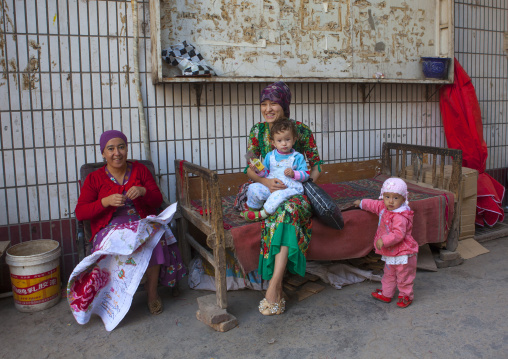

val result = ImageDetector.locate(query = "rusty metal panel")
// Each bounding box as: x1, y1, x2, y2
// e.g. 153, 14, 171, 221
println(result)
157, 0, 453, 82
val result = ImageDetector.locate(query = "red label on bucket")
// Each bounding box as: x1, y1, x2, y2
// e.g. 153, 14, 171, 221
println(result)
12, 278, 58, 296
11, 267, 58, 280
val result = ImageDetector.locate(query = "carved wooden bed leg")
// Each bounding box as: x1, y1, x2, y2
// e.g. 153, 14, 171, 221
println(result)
446, 218, 460, 252
214, 242, 228, 309
196, 235, 237, 332
446, 178, 462, 252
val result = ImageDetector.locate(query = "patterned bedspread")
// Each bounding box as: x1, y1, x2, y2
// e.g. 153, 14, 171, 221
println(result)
191, 175, 454, 273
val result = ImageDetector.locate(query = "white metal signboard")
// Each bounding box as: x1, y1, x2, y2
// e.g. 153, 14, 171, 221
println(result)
150, 0, 453, 83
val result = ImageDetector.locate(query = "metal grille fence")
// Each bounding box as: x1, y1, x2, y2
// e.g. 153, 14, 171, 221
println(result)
0, 0, 506, 287
455, 0, 508, 182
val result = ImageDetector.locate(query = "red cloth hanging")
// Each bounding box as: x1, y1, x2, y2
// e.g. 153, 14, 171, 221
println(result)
439, 58, 505, 227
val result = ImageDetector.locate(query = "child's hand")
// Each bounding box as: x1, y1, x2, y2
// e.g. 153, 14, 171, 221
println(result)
353, 200, 361, 207
375, 238, 384, 250
249, 163, 259, 173
284, 168, 294, 178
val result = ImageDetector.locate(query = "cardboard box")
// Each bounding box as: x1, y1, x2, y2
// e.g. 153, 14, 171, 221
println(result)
404, 165, 478, 197
404, 165, 478, 240
461, 198, 477, 216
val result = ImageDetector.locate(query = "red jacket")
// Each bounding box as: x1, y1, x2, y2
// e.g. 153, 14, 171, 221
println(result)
360, 199, 418, 257
75, 161, 163, 241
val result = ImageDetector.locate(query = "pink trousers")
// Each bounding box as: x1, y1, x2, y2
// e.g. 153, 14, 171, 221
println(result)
381, 255, 417, 300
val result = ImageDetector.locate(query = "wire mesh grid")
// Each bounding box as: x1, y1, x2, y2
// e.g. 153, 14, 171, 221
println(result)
0, 0, 506, 283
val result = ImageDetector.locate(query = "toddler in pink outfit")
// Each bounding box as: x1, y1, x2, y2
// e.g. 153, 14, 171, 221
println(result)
353, 177, 418, 308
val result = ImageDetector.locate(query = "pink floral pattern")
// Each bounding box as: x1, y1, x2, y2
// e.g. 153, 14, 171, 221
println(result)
68, 262, 110, 312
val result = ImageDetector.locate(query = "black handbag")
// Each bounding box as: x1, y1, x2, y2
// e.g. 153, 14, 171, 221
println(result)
303, 179, 344, 230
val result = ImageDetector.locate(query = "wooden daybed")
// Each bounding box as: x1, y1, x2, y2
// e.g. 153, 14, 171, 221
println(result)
175, 143, 463, 312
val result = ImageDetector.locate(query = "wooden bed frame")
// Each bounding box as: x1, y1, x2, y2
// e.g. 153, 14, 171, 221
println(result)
175, 142, 463, 311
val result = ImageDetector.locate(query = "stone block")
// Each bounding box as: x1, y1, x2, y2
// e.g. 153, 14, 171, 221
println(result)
439, 249, 461, 261
196, 294, 230, 324
196, 310, 238, 332
434, 256, 464, 268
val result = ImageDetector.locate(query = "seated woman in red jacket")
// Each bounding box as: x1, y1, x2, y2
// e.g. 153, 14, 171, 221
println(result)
75, 130, 185, 315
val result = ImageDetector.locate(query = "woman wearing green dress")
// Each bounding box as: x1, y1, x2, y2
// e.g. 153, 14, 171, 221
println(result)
243, 81, 323, 315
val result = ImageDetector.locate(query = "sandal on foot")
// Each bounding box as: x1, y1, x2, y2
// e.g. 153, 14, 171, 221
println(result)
371, 289, 392, 303
397, 296, 412, 308
148, 296, 163, 315
259, 297, 286, 316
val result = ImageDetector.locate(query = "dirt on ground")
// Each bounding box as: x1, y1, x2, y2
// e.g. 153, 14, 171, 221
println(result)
1, 238, 507, 359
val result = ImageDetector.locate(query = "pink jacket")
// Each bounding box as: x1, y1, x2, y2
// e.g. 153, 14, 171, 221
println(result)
360, 199, 418, 257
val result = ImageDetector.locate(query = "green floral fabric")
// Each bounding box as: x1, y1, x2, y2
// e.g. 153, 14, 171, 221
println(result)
258, 195, 313, 280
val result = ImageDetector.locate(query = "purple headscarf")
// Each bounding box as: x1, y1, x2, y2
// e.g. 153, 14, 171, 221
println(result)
100, 130, 128, 153
260, 81, 292, 118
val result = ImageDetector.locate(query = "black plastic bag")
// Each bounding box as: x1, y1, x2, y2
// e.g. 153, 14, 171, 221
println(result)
303, 179, 344, 230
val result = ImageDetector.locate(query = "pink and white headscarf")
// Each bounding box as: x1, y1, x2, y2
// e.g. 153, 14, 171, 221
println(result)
379, 177, 409, 205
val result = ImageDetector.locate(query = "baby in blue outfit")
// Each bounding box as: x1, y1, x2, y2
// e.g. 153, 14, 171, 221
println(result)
241, 119, 309, 221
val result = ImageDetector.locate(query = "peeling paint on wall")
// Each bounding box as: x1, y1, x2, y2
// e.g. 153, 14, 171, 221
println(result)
22, 56, 40, 90
160, 0, 445, 80
122, 65, 132, 85
8, 58, 16, 88
0, 0, 15, 86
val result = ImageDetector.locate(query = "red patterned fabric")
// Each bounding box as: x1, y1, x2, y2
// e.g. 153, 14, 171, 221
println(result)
68, 256, 110, 312
200, 175, 454, 273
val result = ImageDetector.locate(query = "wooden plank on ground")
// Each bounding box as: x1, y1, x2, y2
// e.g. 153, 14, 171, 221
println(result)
301, 282, 325, 294
286, 274, 309, 287
304, 273, 320, 282
296, 289, 315, 302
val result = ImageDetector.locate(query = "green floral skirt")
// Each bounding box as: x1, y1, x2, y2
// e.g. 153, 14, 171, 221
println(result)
258, 195, 313, 280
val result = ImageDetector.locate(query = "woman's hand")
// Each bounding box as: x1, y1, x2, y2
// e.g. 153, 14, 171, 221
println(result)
247, 167, 286, 192
375, 238, 384, 250
284, 168, 294, 178
263, 178, 287, 193
101, 194, 126, 208
353, 200, 361, 207
125, 186, 146, 200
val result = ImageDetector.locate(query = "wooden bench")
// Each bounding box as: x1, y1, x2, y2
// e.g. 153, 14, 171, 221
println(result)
175, 142, 463, 319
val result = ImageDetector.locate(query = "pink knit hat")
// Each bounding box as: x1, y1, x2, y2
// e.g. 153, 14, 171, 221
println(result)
379, 177, 409, 205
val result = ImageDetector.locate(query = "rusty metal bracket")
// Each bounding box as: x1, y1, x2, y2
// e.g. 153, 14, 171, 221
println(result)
359, 83, 376, 102
194, 83, 204, 108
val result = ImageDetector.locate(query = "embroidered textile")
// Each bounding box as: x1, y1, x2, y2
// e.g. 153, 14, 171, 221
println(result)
67, 204, 178, 331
